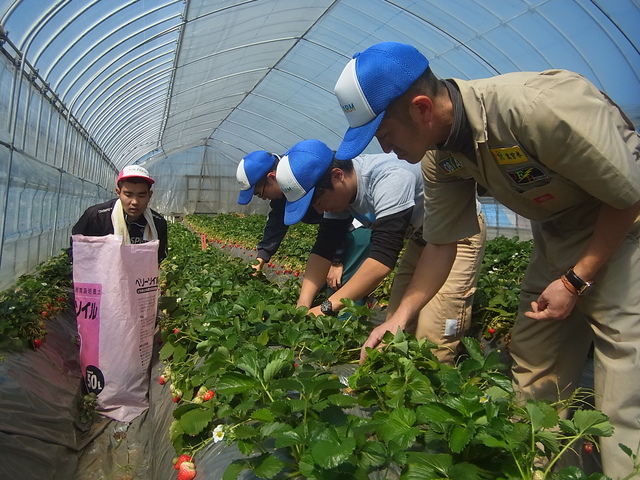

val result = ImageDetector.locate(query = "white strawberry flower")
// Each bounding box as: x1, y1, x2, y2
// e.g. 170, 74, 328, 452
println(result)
212, 424, 225, 443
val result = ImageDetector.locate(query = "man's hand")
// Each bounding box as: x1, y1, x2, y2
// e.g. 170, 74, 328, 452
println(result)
326, 264, 344, 290
307, 305, 322, 316
359, 318, 405, 365
251, 258, 266, 275
524, 278, 578, 322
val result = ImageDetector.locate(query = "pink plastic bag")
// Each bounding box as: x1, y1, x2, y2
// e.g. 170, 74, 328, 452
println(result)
72, 234, 159, 423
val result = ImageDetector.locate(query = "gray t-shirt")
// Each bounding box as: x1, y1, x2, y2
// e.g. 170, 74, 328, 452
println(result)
327, 153, 424, 235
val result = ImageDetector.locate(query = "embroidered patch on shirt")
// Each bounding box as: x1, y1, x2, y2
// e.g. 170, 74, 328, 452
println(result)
491, 146, 528, 165
507, 166, 549, 185
437, 156, 463, 175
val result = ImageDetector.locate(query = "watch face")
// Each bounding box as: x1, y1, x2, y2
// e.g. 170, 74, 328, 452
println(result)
321, 300, 332, 314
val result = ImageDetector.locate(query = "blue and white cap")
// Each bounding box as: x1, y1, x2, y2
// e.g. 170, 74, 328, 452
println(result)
236, 150, 278, 205
276, 139, 333, 225
334, 42, 430, 160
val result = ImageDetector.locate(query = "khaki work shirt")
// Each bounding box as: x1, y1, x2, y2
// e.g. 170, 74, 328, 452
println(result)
422, 69, 640, 245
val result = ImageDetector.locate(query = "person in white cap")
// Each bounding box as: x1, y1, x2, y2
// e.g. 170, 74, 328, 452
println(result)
333, 41, 640, 477
236, 150, 370, 290
277, 139, 485, 365
72, 165, 168, 263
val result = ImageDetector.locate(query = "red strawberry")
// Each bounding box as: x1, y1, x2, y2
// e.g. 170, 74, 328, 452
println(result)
202, 390, 214, 401
583, 441, 594, 454
159, 375, 166, 385
172, 395, 181, 403
173, 454, 192, 470
177, 461, 196, 480
173, 328, 180, 334
275, 270, 280, 274
488, 328, 496, 335
41, 311, 49, 317
33, 338, 43, 348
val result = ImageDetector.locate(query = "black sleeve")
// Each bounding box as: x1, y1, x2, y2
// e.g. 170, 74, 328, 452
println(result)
256, 198, 289, 262
369, 207, 414, 269
310, 216, 353, 261
153, 213, 169, 263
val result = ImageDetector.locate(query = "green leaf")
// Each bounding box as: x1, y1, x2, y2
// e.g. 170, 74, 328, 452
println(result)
178, 407, 214, 435
526, 401, 558, 430
251, 408, 275, 423
311, 437, 356, 469
263, 349, 293, 383
449, 423, 476, 453
159, 341, 175, 360
462, 337, 484, 362
223, 459, 249, 480
326, 393, 358, 407
571, 409, 614, 437
251, 453, 286, 479
217, 372, 259, 394
234, 424, 259, 440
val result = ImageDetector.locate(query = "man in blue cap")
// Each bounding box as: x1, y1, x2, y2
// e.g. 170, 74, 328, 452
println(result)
236, 150, 370, 289
333, 41, 640, 477
277, 139, 485, 365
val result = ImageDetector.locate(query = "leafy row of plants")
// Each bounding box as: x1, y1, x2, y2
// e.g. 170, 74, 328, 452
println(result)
159, 222, 633, 480
183, 213, 533, 339
0, 251, 72, 350
184, 213, 318, 274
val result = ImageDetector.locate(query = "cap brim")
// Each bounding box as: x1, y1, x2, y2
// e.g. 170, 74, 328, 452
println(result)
237, 186, 255, 205
119, 175, 155, 184
335, 112, 384, 160
283, 188, 315, 225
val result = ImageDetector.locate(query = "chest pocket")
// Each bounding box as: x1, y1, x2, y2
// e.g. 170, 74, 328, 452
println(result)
487, 145, 592, 218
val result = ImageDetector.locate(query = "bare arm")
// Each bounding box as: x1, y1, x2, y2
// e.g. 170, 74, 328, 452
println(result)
359, 242, 457, 363
526, 200, 640, 321
324, 258, 391, 310
297, 254, 331, 308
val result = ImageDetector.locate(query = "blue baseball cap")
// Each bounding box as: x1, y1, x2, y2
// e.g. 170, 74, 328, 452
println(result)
236, 150, 278, 205
334, 42, 430, 160
276, 139, 333, 225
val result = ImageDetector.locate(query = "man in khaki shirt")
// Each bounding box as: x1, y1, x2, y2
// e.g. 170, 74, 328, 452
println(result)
333, 41, 640, 477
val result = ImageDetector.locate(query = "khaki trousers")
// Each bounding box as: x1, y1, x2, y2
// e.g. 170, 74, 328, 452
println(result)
510, 208, 640, 478
387, 214, 487, 365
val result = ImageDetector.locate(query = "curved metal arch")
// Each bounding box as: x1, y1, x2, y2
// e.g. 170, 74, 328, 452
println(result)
31, 0, 106, 66
82, 58, 173, 132
1, 0, 69, 51
90, 77, 170, 148
107, 103, 167, 164
91, 77, 170, 148
73, 41, 176, 118
112, 127, 163, 164
385, 0, 501, 75
49, 8, 181, 93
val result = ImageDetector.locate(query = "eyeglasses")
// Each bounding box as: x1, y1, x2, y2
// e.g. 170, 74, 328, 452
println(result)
254, 178, 267, 198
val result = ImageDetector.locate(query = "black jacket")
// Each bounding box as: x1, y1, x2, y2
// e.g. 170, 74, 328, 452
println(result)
257, 197, 351, 263
71, 199, 168, 263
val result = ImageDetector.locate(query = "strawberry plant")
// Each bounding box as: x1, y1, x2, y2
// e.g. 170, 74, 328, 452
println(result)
472, 235, 533, 344
0, 251, 72, 350
159, 223, 635, 479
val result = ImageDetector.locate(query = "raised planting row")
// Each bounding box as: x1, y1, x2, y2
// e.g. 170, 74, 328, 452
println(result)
158, 222, 612, 480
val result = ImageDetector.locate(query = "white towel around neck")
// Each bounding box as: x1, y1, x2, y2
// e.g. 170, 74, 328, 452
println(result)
111, 198, 159, 244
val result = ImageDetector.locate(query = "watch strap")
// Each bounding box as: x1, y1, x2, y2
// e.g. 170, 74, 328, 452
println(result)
564, 268, 593, 296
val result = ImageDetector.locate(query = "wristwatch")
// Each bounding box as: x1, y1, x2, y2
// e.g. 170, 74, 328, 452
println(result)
564, 267, 594, 296
320, 299, 335, 316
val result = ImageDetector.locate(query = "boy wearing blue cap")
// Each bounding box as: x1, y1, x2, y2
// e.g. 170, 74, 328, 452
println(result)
236, 150, 369, 288
277, 139, 485, 365
333, 41, 640, 477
